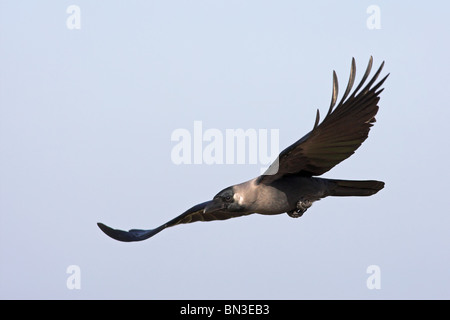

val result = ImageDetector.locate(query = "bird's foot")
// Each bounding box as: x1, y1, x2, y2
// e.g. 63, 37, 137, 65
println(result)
287, 210, 304, 218
286, 200, 312, 218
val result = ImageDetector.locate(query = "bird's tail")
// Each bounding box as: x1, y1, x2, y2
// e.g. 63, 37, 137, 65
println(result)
327, 179, 385, 197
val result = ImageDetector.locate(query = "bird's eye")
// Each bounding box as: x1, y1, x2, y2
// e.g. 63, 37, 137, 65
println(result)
224, 195, 232, 202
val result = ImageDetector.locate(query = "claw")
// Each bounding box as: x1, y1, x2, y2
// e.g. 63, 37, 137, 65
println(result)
287, 210, 304, 218
297, 200, 312, 212
286, 200, 313, 218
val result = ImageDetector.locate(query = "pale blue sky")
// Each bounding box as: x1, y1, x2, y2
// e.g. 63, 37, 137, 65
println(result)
1, 1, 449, 299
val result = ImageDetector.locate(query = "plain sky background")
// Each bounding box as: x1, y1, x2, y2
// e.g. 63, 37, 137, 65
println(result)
1, 1, 449, 299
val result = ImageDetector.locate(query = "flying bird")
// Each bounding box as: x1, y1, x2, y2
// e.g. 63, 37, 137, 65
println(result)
98, 57, 388, 242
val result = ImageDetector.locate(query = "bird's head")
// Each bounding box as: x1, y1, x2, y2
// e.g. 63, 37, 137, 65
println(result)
204, 186, 246, 214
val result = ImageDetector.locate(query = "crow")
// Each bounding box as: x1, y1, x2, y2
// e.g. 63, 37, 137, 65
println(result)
98, 57, 388, 242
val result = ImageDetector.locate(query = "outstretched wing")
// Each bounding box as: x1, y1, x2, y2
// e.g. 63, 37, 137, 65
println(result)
258, 57, 389, 185
97, 201, 252, 242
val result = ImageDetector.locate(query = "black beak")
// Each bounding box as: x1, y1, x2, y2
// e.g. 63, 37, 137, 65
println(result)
204, 199, 225, 214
